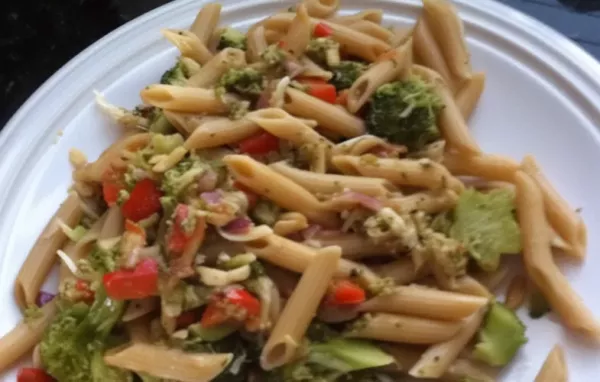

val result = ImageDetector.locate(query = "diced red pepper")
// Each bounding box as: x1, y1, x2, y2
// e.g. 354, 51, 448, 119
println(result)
75, 280, 95, 303
238, 132, 280, 156
278, 40, 287, 48
336, 89, 350, 106
326, 280, 366, 305
167, 204, 192, 254
102, 182, 121, 207
314, 22, 333, 38
233, 181, 259, 209
121, 179, 163, 222
201, 287, 261, 328
103, 258, 159, 300
125, 220, 146, 239
176, 310, 199, 329
17, 368, 55, 382
298, 78, 337, 104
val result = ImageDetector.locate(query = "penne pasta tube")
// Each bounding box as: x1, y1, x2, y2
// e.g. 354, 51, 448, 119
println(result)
186, 48, 247, 88
422, 0, 472, 82
332, 155, 464, 193
360, 285, 489, 321
311, 232, 397, 259
224, 155, 339, 227
59, 240, 91, 282
280, 4, 312, 57
245, 108, 334, 149
413, 17, 454, 89
521, 155, 586, 260
347, 313, 463, 345
246, 234, 316, 273
273, 212, 309, 237
515, 170, 600, 339
125, 316, 152, 343
444, 359, 497, 382
388, 189, 459, 214
284, 88, 366, 137
184, 118, 260, 150
302, 0, 340, 18
450, 276, 493, 298
456, 72, 486, 120
15, 192, 83, 310
247, 25, 269, 63
189, 3, 222, 44
535, 345, 567, 382
161, 29, 213, 65
347, 40, 413, 113
370, 257, 420, 285
389, 26, 413, 48
269, 160, 394, 196
412, 65, 481, 156
140, 85, 228, 114
347, 20, 394, 42
104, 343, 232, 382
261, 246, 341, 369
0, 299, 57, 373
329, 9, 383, 25
444, 152, 519, 183
409, 307, 487, 378
331, 134, 406, 157
505, 274, 527, 310
162, 111, 205, 136
299, 56, 333, 80
99, 204, 124, 240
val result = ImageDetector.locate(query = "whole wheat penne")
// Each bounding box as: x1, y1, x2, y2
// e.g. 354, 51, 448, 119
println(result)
184, 118, 261, 150
348, 313, 463, 345
0, 299, 57, 373
422, 0, 472, 82
140, 85, 227, 114
535, 345, 567, 382
521, 155, 586, 260
444, 152, 519, 183
329, 9, 383, 25
360, 285, 488, 321
104, 343, 232, 382
161, 29, 213, 65
347, 40, 413, 113
456, 72, 486, 120
187, 48, 247, 88
412, 65, 481, 156
224, 155, 339, 227
15, 193, 83, 310
302, 0, 340, 18
269, 160, 394, 196
280, 4, 312, 57
284, 88, 365, 137
189, 3, 222, 44
261, 246, 341, 369
515, 170, 600, 340
409, 307, 487, 378
332, 155, 464, 193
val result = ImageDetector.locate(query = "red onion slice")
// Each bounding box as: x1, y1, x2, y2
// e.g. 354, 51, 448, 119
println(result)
222, 217, 253, 235
36, 291, 56, 307
197, 169, 218, 193
200, 190, 222, 205
336, 191, 384, 212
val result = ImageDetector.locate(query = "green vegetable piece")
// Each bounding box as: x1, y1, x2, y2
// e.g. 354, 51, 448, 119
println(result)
365, 78, 442, 150
188, 323, 238, 342
161, 154, 208, 197
218, 28, 247, 51
330, 61, 367, 91
308, 339, 395, 373
87, 244, 120, 274
252, 200, 281, 226
472, 302, 527, 366
449, 189, 521, 272
528, 289, 551, 319
151, 133, 184, 155
147, 108, 175, 134
261, 44, 286, 68
221, 253, 257, 270
306, 38, 340, 67
160, 60, 188, 86
219, 68, 264, 99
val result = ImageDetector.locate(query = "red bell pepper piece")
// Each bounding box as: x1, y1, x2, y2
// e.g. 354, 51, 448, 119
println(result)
176, 310, 199, 329
233, 181, 259, 209
17, 368, 55, 382
75, 280, 95, 303
313, 22, 333, 38
326, 280, 366, 305
103, 258, 159, 300
121, 178, 163, 222
125, 220, 146, 239
297, 78, 337, 104
238, 132, 280, 156
167, 204, 192, 254
201, 287, 261, 328
102, 182, 121, 207
336, 89, 350, 106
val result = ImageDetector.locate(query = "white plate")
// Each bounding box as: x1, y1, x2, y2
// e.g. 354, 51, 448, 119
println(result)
2, 0, 600, 380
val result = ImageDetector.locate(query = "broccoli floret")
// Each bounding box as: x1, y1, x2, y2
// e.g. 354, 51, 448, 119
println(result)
217, 28, 247, 51
449, 189, 521, 272
161, 60, 188, 86
252, 200, 281, 226
261, 44, 286, 68
87, 244, 120, 274
161, 154, 208, 198
365, 78, 443, 150
219, 68, 264, 99
147, 108, 176, 134
330, 61, 367, 91
151, 133, 184, 155
472, 302, 527, 366
306, 38, 340, 67
91, 349, 133, 382
40, 289, 125, 382
528, 288, 551, 319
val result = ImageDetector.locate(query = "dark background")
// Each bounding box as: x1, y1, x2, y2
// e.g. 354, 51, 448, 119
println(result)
1, 0, 600, 128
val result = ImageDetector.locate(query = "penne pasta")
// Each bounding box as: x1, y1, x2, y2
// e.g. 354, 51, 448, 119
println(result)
371, 257, 420, 285
388, 189, 459, 214
347, 40, 413, 113
521, 155, 586, 260
298, 56, 334, 80
311, 232, 398, 259
359, 285, 489, 321
444, 152, 520, 183
104, 343, 232, 382
261, 246, 340, 369
515, 170, 600, 340
140, 85, 228, 114
247, 25, 269, 63
15, 193, 83, 310
184, 117, 261, 150
535, 345, 568, 382
389, 26, 413, 47
456, 72, 486, 120
246, 234, 316, 273
280, 4, 312, 57
331, 134, 406, 157
329, 9, 383, 25
302, 0, 340, 18
347, 20, 394, 42
450, 276, 494, 298
189, 3, 222, 44
161, 29, 213, 65
284, 88, 366, 137
348, 313, 463, 345
187, 48, 247, 88
224, 154, 339, 227
413, 16, 454, 90
273, 212, 309, 237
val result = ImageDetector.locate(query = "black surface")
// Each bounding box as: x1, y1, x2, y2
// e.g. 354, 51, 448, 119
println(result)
1, 0, 600, 129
